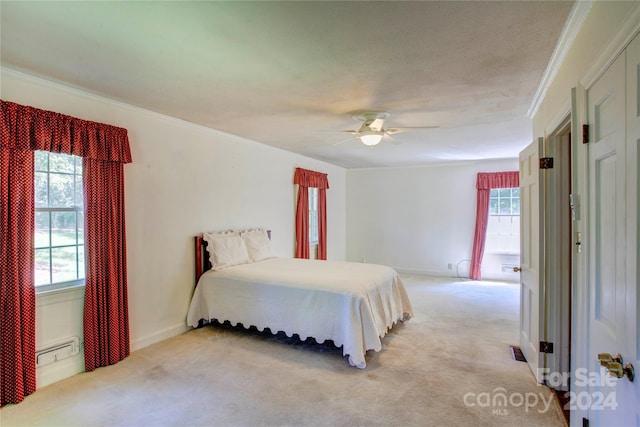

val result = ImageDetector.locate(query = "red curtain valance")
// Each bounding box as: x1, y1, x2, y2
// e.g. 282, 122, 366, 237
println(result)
294, 167, 329, 189
476, 171, 519, 190
0, 100, 132, 163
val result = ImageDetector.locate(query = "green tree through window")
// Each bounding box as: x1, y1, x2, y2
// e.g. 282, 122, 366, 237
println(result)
34, 151, 85, 290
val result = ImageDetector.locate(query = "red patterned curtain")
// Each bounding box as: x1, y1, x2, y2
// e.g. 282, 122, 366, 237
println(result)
317, 188, 327, 260
0, 147, 36, 406
0, 100, 132, 403
0, 101, 130, 161
295, 185, 310, 259
293, 168, 329, 260
83, 159, 130, 371
470, 171, 519, 280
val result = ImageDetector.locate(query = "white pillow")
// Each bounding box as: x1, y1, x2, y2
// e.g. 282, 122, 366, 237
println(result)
203, 230, 237, 239
203, 230, 236, 268
241, 229, 271, 262
203, 233, 250, 271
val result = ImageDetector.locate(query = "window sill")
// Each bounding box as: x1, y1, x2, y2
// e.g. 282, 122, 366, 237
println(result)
36, 283, 85, 297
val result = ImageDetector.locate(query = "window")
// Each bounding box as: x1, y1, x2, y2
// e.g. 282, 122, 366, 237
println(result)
308, 187, 318, 244
34, 151, 85, 291
485, 188, 520, 253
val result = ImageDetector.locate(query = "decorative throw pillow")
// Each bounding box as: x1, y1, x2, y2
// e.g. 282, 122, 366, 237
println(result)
241, 229, 271, 262
203, 232, 250, 270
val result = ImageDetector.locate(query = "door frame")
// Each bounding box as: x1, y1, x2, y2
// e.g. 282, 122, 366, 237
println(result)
569, 82, 591, 427
542, 117, 573, 391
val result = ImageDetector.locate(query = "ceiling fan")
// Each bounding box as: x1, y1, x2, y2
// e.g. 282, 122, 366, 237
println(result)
332, 111, 439, 146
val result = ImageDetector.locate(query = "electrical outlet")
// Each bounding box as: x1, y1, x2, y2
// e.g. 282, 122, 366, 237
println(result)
447, 263, 453, 270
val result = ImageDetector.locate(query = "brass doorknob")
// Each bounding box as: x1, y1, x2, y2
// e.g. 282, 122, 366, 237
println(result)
601, 361, 624, 377
598, 353, 635, 382
598, 353, 622, 364
513, 266, 522, 273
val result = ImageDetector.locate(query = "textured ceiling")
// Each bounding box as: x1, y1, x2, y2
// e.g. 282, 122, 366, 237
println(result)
0, 1, 574, 168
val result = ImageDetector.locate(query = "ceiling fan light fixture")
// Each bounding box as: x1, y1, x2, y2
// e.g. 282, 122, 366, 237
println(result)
359, 132, 384, 146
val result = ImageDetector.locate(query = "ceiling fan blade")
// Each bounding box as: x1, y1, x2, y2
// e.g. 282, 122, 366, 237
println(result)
332, 135, 357, 146
315, 129, 358, 134
383, 133, 402, 145
386, 125, 439, 134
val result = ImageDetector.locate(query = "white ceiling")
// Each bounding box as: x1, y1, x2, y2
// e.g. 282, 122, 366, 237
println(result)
0, 1, 574, 168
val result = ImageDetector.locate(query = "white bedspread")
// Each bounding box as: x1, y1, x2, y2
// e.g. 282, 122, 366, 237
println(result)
186, 257, 413, 368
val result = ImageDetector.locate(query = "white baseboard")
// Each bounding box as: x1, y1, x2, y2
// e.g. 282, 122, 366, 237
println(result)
34, 323, 190, 388
394, 267, 518, 283
394, 267, 461, 279
130, 323, 191, 352
36, 354, 84, 388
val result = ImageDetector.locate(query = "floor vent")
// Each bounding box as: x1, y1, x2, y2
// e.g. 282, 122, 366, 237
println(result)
510, 345, 527, 362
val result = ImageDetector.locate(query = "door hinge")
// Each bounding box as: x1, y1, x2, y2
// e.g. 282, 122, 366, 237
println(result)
539, 157, 554, 169
582, 124, 589, 144
540, 341, 554, 353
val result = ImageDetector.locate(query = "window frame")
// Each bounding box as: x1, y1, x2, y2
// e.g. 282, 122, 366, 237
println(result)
308, 187, 319, 245
485, 187, 520, 255
34, 151, 86, 293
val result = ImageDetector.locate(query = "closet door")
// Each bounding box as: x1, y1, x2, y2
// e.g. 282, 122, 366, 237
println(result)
518, 137, 544, 381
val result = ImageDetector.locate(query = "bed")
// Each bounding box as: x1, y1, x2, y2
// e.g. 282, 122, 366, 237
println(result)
186, 229, 413, 368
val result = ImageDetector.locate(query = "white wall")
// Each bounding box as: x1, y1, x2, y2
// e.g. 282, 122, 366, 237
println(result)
346, 158, 518, 280
1, 68, 346, 386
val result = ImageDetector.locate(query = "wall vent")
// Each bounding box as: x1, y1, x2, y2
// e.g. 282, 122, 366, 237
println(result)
36, 337, 80, 367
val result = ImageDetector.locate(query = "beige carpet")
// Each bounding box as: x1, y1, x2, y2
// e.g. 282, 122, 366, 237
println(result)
1, 275, 565, 427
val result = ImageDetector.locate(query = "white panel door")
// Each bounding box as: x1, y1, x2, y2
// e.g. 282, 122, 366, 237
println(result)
519, 137, 544, 381
586, 35, 639, 425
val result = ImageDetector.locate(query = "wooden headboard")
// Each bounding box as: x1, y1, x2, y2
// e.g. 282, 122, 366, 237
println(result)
194, 230, 271, 286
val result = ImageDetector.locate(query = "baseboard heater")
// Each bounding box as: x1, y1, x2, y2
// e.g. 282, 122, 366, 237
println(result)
36, 337, 80, 367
